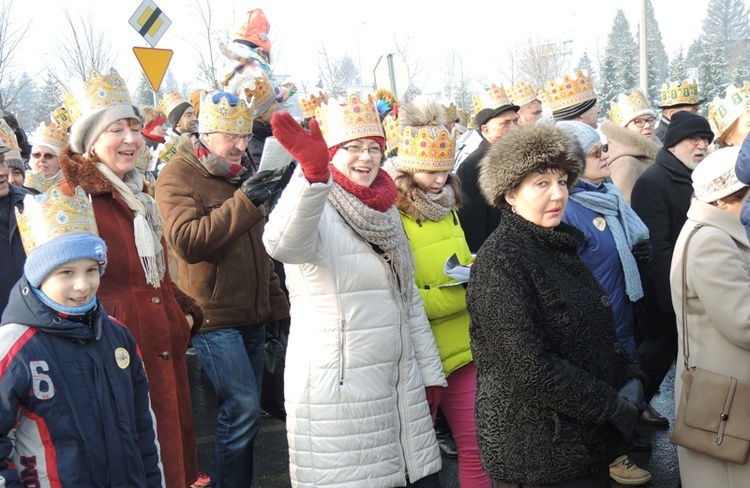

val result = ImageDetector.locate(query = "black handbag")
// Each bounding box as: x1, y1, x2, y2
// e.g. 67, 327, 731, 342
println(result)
261, 321, 288, 421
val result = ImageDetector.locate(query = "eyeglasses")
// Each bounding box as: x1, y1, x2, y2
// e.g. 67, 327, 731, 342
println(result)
686, 135, 711, 146
222, 133, 250, 143
31, 152, 57, 160
588, 144, 609, 159
630, 117, 656, 128
339, 144, 384, 158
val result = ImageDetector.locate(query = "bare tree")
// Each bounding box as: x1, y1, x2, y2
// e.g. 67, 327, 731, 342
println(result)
317, 45, 358, 98
0, 0, 31, 111
440, 50, 472, 113
54, 9, 116, 84
184, 0, 224, 90
393, 34, 424, 103
516, 35, 570, 90
496, 47, 518, 86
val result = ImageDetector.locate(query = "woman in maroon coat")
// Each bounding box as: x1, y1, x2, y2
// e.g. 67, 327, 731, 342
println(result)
59, 68, 203, 488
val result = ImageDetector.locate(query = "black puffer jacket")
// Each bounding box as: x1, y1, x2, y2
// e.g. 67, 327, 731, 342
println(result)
467, 210, 643, 485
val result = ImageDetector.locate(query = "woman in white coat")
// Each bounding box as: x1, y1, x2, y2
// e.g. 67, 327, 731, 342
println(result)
670, 146, 750, 488
263, 94, 447, 488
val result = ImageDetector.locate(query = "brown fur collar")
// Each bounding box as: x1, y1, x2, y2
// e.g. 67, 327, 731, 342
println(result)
600, 120, 660, 162
59, 145, 116, 196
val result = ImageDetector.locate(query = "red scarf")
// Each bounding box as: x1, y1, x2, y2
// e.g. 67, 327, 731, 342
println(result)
330, 165, 398, 212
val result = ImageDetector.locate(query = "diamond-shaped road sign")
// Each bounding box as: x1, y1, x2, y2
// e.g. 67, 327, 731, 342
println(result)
129, 0, 171, 48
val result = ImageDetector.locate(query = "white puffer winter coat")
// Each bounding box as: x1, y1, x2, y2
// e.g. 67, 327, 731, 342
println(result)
263, 169, 446, 487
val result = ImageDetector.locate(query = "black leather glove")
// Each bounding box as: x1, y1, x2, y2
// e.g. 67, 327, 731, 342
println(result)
631, 239, 651, 263
240, 165, 292, 208
608, 396, 639, 441
617, 378, 644, 409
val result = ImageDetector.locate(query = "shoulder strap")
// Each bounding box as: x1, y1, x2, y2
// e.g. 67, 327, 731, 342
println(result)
680, 224, 703, 370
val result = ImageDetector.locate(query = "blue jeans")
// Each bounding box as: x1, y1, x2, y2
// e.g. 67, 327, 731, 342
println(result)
192, 325, 266, 488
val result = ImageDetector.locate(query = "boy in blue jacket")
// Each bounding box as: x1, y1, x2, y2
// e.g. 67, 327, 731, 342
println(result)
0, 186, 163, 487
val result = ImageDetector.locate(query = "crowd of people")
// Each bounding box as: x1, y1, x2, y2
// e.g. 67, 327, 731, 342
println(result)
1, 6, 750, 488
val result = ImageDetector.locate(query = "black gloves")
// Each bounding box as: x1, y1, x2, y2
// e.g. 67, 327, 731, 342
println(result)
240, 164, 295, 209
608, 379, 644, 441
632, 239, 652, 263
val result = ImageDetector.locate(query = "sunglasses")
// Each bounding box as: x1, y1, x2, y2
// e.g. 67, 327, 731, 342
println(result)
31, 152, 57, 161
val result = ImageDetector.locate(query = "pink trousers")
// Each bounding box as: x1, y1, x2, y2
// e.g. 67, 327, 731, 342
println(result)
440, 362, 492, 488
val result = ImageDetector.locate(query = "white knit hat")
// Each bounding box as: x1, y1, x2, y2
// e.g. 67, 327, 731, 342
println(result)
691, 147, 747, 203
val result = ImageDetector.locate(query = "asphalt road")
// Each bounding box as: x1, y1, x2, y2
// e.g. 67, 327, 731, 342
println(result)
188, 349, 680, 487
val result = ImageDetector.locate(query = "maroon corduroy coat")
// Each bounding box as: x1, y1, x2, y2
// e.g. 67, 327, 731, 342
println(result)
60, 146, 202, 488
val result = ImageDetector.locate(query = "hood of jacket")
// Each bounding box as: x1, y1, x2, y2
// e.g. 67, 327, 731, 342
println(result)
600, 120, 660, 163
1, 276, 104, 341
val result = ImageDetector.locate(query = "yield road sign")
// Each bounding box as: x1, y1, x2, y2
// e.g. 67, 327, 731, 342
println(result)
133, 47, 173, 91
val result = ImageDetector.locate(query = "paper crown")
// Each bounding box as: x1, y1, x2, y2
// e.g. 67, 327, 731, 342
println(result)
51, 105, 75, 133
608, 89, 655, 126
32, 121, 69, 150
708, 84, 750, 137
545, 70, 597, 113
443, 102, 459, 123
659, 79, 705, 108
0, 119, 22, 163
315, 94, 384, 148
16, 185, 99, 256
199, 92, 253, 134
71, 68, 134, 116
239, 72, 275, 118
383, 111, 401, 154
472, 83, 513, 114
159, 89, 189, 117
158, 135, 180, 164
299, 92, 329, 119
23, 172, 56, 194
398, 126, 456, 172
508, 81, 539, 107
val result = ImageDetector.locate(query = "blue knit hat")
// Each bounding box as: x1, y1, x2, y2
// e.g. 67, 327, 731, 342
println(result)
556, 120, 601, 153
25, 233, 108, 287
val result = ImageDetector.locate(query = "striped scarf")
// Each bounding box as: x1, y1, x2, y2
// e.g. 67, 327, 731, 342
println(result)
192, 135, 250, 184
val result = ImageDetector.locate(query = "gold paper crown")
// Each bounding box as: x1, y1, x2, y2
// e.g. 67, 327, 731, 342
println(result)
607, 89, 655, 126
300, 92, 328, 119
659, 79, 704, 107
443, 103, 459, 123
239, 73, 275, 118
545, 70, 596, 113
472, 83, 513, 115
199, 92, 253, 135
135, 145, 152, 172
398, 126, 456, 172
507, 81, 539, 107
16, 185, 99, 255
382, 111, 400, 154
32, 121, 69, 150
708, 84, 750, 137
159, 89, 189, 117
315, 94, 384, 148
158, 135, 180, 164
72, 68, 133, 116
58, 89, 82, 128
23, 172, 56, 194
0, 119, 22, 163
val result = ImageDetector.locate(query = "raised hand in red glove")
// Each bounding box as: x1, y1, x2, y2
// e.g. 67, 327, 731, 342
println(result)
271, 112, 330, 183
425, 386, 444, 422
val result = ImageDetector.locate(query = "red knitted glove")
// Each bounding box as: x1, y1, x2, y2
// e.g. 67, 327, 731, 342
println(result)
425, 386, 444, 421
271, 112, 330, 183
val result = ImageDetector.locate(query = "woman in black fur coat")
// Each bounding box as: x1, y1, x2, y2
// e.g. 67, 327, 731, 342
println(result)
466, 123, 646, 488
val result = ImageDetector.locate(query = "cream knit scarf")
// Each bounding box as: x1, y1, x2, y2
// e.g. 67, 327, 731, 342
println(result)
95, 163, 166, 288
327, 181, 416, 306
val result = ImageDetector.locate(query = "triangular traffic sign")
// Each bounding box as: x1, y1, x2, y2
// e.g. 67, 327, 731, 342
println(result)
133, 47, 173, 92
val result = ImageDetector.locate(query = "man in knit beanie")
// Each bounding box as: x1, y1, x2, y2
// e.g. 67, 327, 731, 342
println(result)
159, 89, 198, 137
630, 111, 713, 427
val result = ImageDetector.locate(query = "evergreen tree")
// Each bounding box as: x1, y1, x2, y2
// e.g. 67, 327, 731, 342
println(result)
639, 0, 670, 107
6, 72, 37, 131
598, 10, 639, 113
669, 49, 688, 83
30, 73, 63, 130
134, 72, 158, 108
690, 0, 750, 102
577, 51, 594, 80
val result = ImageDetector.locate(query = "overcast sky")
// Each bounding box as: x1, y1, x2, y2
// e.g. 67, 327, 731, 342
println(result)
12, 0, 729, 96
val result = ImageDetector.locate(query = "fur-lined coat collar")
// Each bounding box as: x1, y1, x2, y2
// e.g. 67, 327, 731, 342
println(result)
58, 145, 119, 196
600, 120, 660, 163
